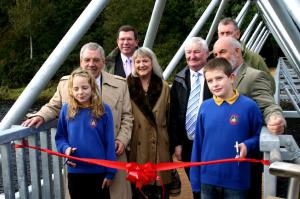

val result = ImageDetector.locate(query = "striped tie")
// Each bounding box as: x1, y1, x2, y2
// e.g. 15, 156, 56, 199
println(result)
185, 72, 201, 140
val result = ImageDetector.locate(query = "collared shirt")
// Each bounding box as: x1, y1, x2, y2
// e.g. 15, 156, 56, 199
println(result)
232, 63, 243, 76
121, 53, 132, 77
189, 68, 205, 107
95, 75, 101, 93
213, 89, 239, 106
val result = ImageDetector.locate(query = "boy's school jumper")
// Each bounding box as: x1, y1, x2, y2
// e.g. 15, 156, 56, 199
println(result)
190, 94, 262, 192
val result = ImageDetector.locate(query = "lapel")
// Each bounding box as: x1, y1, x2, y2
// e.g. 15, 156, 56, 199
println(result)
101, 71, 119, 91
234, 63, 247, 88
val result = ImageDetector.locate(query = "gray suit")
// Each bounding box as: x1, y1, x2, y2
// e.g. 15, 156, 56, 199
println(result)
235, 63, 283, 124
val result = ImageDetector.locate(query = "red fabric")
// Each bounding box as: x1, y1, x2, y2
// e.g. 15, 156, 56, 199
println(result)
15, 141, 269, 198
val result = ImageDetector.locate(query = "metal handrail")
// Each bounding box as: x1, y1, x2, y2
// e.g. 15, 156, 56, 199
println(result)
0, 120, 64, 199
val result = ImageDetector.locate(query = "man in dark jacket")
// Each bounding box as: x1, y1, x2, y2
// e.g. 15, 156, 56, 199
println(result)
105, 25, 138, 77
169, 37, 212, 165
169, 37, 212, 199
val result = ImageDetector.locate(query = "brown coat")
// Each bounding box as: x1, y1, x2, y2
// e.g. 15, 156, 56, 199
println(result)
31, 70, 133, 199
127, 75, 171, 185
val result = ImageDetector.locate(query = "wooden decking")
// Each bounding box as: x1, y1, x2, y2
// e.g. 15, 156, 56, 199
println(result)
170, 167, 193, 199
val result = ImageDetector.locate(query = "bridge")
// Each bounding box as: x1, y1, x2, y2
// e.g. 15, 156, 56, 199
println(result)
0, 0, 300, 198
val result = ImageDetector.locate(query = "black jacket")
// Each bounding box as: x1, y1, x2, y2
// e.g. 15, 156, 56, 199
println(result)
168, 67, 212, 160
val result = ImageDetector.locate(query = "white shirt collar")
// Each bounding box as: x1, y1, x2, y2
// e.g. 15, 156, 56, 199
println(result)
120, 53, 132, 63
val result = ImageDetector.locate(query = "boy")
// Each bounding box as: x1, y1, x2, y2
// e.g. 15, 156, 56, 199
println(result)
189, 58, 262, 199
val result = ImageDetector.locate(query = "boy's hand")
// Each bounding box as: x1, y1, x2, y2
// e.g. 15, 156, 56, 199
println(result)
238, 143, 247, 158
102, 178, 112, 189
64, 147, 77, 167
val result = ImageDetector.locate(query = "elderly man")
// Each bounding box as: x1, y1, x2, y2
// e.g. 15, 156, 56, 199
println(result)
214, 37, 286, 199
218, 17, 275, 93
105, 25, 139, 77
22, 42, 133, 199
169, 37, 212, 198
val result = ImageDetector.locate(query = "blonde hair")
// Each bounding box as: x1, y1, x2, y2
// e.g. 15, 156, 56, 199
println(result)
131, 47, 163, 78
67, 68, 104, 119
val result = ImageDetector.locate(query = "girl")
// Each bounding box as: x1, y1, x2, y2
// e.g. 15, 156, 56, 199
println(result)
55, 68, 116, 199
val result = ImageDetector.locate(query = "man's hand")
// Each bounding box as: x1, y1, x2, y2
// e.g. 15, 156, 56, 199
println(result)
174, 145, 182, 161
267, 114, 286, 135
115, 140, 125, 156
21, 116, 45, 128
102, 178, 112, 189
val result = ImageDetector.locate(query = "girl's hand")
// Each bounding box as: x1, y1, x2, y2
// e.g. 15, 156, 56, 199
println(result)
64, 147, 77, 167
101, 178, 112, 189
238, 143, 247, 158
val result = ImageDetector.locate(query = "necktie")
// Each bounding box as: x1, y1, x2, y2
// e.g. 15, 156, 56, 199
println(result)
185, 72, 201, 140
124, 58, 132, 77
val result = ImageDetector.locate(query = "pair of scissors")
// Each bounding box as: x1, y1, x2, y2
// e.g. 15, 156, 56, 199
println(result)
234, 141, 240, 166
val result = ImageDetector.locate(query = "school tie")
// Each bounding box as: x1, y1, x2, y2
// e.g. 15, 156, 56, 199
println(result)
124, 58, 132, 77
185, 72, 201, 140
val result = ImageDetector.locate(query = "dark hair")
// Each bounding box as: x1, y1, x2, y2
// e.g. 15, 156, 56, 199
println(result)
219, 17, 239, 30
203, 57, 232, 77
117, 25, 138, 40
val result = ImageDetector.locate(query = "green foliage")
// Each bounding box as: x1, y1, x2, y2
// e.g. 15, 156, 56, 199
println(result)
0, 0, 279, 90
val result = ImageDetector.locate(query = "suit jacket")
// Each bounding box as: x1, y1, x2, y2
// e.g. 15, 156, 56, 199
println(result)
169, 67, 212, 161
31, 70, 133, 199
235, 63, 283, 124
105, 47, 126, 78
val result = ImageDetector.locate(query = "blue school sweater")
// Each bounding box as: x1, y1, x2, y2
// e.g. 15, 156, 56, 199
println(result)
190, 94, 262, 191
55, 103, 117, 180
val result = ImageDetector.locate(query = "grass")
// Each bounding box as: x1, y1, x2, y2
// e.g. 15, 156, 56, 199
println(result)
0, 85, 56, 102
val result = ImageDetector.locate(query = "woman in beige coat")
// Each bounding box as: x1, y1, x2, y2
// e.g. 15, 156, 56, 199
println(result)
127, 47, 171, 199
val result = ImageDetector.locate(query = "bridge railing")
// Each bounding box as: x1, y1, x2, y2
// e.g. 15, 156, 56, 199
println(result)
0, 120, 65, 199
1, 121, 300, 199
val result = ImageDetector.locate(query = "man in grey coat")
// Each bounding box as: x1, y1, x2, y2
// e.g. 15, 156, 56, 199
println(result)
213, 37, 285, 133
22, 42, 133, 199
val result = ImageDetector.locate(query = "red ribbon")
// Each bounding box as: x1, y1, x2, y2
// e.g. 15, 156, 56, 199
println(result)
15, 141, 269, 198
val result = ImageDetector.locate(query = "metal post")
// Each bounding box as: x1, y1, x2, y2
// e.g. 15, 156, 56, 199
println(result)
143, 0, 167, 49
249, 26, 266, 51
163, 0, 219, 80
260, 127, 280, 198
240, 13, 259, 43
0, 0, 110, 131
255, 31, 269, 54
256, 0, 300, 76
288, 178, 300, 199
235, 0, 252, 28
245, 21, 263, 49
282, 0, 300, 30
205, 0, 229, 46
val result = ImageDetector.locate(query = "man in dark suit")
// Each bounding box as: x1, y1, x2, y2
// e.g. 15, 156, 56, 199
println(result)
105, 25, 139, 77
169, 37, 212, 198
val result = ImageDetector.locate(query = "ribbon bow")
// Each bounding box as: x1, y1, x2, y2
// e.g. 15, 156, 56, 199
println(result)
126, 162, 164, 198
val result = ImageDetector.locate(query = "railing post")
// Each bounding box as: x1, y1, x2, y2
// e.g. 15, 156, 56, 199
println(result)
15, 139, 30, 199
40, 130, 52, 199
260, 127, 280, 198
51, 128, 64, 199
0, 143, 15, 199
28, 135, 42, 199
